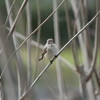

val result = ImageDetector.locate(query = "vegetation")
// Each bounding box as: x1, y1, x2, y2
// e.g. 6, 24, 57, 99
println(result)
0, 0, 100, 100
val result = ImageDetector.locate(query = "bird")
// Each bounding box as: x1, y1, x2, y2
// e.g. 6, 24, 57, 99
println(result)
38, 38, 58, 62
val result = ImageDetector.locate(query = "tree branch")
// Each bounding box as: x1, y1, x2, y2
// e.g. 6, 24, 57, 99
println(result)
64, 1, 81, 73
14, 31, 76, 72
0, 0, 28, 55
85, 0, 99, 82
18, 9, 100, 99
4, 0, 16, 27
0, 0, 67, 80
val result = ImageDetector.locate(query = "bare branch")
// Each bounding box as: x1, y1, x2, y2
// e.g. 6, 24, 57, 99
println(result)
4, 0, 16, 27
26, 0, 32, 87
7, 0, 28, 37
80, 0, 93, 61
14, 31, 43, 49
53, 0, 64, 99
85, 0, 99, 82
15, 31, 76, 72
64, 1, 80, 73
5, 0, 23, 98
0, 82, 3, 100
58, 56, 76, 72
0, 0, 67, 79
57, 9, 100, 57
94, 70, 100, 88
18, 9, 100, 99
34, 0, 41, 79
0, 0, 28, 55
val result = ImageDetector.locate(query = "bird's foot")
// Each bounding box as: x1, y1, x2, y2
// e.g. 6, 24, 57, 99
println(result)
49, 59, 53, 64
54, 54, 57, 58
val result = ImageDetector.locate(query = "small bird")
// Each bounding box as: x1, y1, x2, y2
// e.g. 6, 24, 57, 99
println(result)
38, 38, 58, 61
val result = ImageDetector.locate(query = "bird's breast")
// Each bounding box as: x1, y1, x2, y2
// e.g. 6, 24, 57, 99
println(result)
45, 45, 57, 59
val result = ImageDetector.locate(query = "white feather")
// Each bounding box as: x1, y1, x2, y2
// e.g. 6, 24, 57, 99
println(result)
44, 43, 58, 59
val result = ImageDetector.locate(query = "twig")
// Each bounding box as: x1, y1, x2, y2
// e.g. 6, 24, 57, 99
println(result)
34, 0, 41, 80
53, 0, 64, 99
7, 0, 28, 37
56, 9, 100, 58
5, 0, 22, 98
94, 70, 100, 88
15, 31, 76, 72
85, 0, 99, 82
58, 56, 76, 72
72, 1, 96, 99
0, 0, 67, 80
64, 2, 80, 73
26, 0, 32, 87
4, 0, 16, 27
4, 0, 14, 26
15, 31, 43, 49
70, 0, 88, 68
19, 9, 100, 99
0, 0, 28, 55
0, 82, 3, 100
80, 0, 92, 60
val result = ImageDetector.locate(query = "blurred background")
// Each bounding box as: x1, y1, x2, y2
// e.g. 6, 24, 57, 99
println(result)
0, 0, 100, 100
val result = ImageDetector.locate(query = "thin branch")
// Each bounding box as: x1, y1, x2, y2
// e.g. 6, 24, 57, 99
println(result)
53, 0, 64, 99
0, 82, 3, 100
85, 0, 99, 82
0, 0, 28, 55
5, 0, 14, 26
14, 31, 76, 72
80, 0, 92, 61
34, 0, 41, 79
5, 0, 22, 98
70, 0, 88, 71
14, 30, 75, 72
64, 2, 80, 72
79, 1, 96, 100
18, 62, 53, 100
67, 1, 92, 99
0, 0, 67, 80
18, 9, 100, 99
94, 70, 100, 88
56, 9, 100, 57
58, 56, 76, 72
7, 0, 28, 37
4, 0, 16, 27
94, 70, 100, 95
26, 0, 32, 87
15, 31, 43, 49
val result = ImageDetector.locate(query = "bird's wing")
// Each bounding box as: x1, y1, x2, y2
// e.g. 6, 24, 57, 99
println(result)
38, 47, 47, 61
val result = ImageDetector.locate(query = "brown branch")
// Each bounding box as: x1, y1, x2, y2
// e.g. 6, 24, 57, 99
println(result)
5, 0, 25, 98
7, 0, 28, 37
34, 0, 42, 80
94, 70, 100, 95
0, 0, 28, 55
14, 31, 76, 72
80, 0, 93, 60
18, 9, 100, 99
53, 0, 64, 99
26, 0, 32, 87
85, 0, 99, 82
0, 0, 67, 80
94, 70, 100, 87
64, 1, 81, 73
4, 0, 16, 27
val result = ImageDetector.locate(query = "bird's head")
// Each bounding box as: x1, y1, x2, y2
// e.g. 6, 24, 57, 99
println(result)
47, 38, 53, 44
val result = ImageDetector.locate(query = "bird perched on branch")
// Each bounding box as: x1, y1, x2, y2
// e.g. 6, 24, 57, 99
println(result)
38, 38, 58, 61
